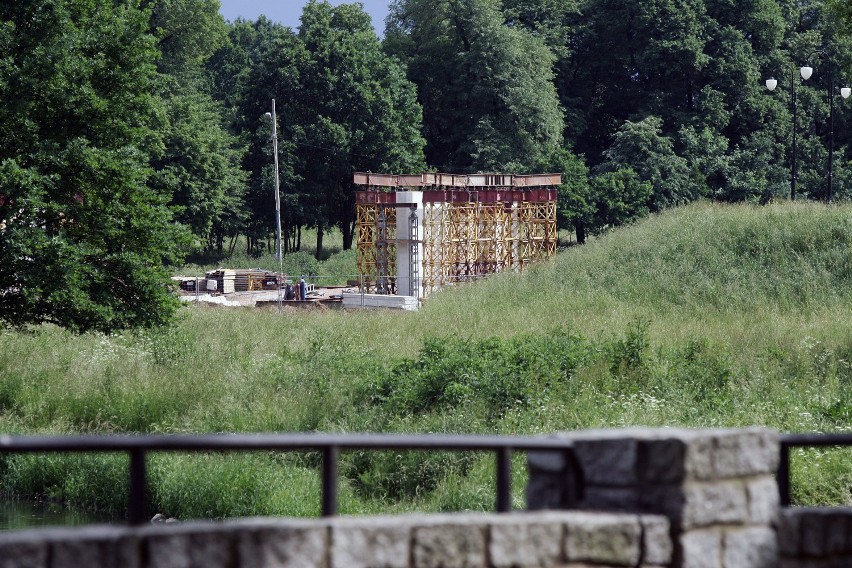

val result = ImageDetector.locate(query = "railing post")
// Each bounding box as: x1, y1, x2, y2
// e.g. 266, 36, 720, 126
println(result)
128, 448, 147, 525
322, 445, 339, 517
496, 447, 512, 512
778, 443, 791, 506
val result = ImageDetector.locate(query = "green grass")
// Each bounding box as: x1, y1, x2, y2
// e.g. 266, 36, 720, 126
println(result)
0, 201, 850, 520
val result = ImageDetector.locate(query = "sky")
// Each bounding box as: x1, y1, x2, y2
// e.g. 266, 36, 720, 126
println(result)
217, 1, 392, 34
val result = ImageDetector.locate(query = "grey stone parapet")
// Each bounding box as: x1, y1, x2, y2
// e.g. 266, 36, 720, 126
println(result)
0, 511, 671, 568
527, 427, 780, 568
778, 507, 852, 567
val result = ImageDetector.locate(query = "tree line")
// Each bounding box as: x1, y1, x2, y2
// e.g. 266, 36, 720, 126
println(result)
1, 0, 851, 331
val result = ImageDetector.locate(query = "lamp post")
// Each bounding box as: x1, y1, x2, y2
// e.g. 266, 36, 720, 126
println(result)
264, 100, 283, 312
766, 67, 808, 200
767, 59, 850, 202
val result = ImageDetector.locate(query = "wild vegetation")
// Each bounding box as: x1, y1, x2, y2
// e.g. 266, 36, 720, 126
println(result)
0, 202, 849, 520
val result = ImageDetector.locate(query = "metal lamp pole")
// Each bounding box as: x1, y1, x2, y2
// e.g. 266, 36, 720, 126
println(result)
827, 81, 852, 201
766, 68, 801, 200
799, 51, 851, 202
265, 100, 283, 312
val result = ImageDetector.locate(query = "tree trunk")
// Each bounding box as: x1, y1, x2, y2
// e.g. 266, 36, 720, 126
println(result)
576, 221, 587, 245
316, 225, 324, 260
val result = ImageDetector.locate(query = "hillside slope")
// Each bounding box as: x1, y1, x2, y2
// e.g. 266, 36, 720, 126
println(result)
421, 201, 852, 344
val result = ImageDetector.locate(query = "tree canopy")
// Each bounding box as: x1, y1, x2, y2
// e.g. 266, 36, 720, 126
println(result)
4, 0, 852, 331
0, 0, 184, 332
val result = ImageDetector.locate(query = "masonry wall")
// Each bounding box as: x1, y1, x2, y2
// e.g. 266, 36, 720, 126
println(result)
527, 427, 781, 568
0, 511, 671, 568
526, 427, 852, 568
778, 507, 852, 567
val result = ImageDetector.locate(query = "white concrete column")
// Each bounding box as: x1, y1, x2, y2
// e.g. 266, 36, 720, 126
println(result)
394, 191, 424, 298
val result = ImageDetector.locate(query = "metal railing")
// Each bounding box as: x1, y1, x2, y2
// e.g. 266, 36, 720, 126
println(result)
777, 432, 852, 506
0, 433, 574, 525
1, 431, 848, 524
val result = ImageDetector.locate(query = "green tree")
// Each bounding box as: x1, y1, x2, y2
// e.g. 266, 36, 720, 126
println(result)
0, 0, 186, 332
386, 0, 563, 172
588, 169, 653, 233
536, 147, 592, 243
295, 1, 425, 256
596, 116, 697, 211
145, 0, 248, 254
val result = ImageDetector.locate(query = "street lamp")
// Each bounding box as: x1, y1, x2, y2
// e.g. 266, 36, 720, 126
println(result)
264, 99, 283, 312
768, 58, 851, 202
765, 66, 812, 200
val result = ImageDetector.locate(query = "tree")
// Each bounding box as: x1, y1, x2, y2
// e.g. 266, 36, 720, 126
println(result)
295, 1, 425, 256
596, 116, 697, 211
386, 0, 563, 172
536, 147, 592, 243
588, 169, 652, 233
0, 0, 186, 333
145, 0, 248, 254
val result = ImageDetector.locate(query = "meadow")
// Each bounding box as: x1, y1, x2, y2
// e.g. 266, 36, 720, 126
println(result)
0, 201, 849, 521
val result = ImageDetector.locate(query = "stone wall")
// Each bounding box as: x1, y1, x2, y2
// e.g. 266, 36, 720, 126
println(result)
1, 427, 848, 568
527, 428, 780, 568
0, 511, 671, 568
778, 507, 852, 567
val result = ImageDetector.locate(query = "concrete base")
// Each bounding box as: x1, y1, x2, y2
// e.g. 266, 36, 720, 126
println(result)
342, 293, 419, 311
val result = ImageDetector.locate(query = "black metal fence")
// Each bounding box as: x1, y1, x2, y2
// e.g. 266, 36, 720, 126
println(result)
0, 433, 575, 525
777, 432, 852, 506
0, 431, 848, 524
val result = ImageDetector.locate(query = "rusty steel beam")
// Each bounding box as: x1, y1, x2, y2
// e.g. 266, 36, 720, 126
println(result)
354, 172, 562, 189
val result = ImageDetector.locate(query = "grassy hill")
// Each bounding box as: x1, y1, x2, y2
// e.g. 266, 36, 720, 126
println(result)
0, 201, 849, 520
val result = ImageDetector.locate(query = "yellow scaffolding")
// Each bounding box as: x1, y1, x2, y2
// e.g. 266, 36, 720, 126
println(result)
355, 174, 558, 298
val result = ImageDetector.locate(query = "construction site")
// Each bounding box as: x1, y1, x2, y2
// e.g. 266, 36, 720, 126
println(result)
347, 172, 560, 309
175, 172, 561, 310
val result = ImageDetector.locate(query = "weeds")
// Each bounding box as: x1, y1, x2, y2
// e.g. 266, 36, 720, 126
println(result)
1, 201, 851, 520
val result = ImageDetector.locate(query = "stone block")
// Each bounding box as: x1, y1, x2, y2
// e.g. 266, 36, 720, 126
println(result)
723, 527, 777, 568
682, 434, 716, 481
681, 481, 747, 530
237, 521, 328, 568
582, 487, 639, 512
526, 449, 582, 510
488, 515, 563, 567
637, 485, 685, 521
564, 512, 641, 566
800, 510, 828, 557
777, 509, 801, 556
680, 528, 722, 568
54, 538, 115, 568
189, 530, 236, 568
712, 429, 778, 478
331, 517, 411, 568
573, 438, 638, 487
638, 438, 687, 483
746, 476, 779, 526
146, 534, 191, 568
412, 521, 486, 568
0, 536, 46, 568
640, 516, 672, 566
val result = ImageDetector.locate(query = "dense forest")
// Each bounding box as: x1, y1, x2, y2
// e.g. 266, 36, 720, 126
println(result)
2, 0, 852, 332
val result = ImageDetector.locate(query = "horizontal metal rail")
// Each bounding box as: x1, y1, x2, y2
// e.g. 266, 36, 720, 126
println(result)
777, 433, 852, 506
0, 433, 575, 525
3, 431, 847, 522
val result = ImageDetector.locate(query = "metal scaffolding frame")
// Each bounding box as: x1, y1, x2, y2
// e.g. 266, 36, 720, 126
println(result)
355, 173, 559, 297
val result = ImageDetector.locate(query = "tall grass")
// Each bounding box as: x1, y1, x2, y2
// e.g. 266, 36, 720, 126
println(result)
0, 201, 850, 521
